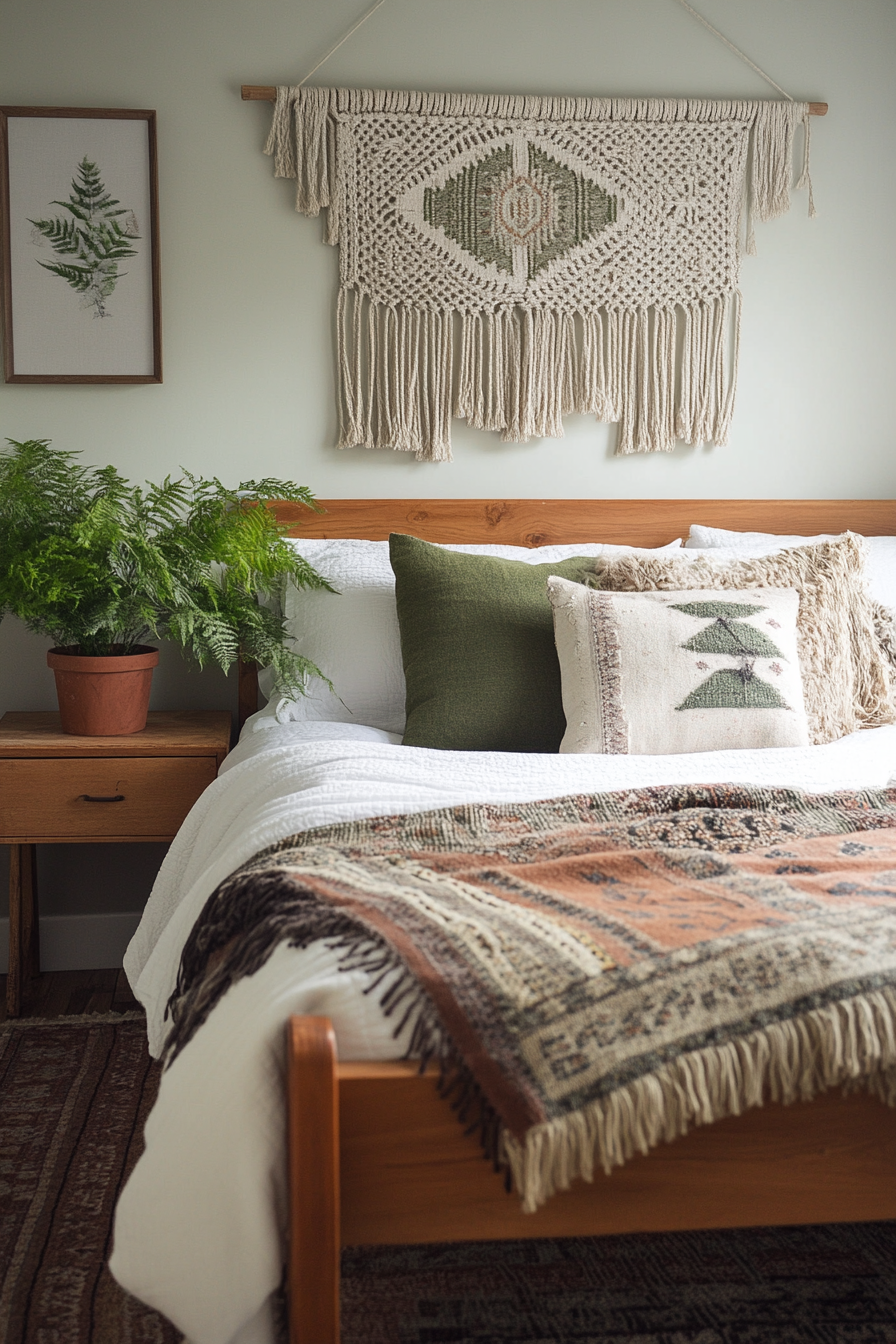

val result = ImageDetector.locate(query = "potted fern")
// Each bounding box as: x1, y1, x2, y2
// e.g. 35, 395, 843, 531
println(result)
0, 439, 330, 734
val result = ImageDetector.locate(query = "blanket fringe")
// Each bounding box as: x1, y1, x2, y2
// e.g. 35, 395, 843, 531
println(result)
502, 987, 896, 1214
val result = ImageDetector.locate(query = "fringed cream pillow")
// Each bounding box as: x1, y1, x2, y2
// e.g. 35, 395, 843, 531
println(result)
581, 535, 894, 745
548, 579, 809, 755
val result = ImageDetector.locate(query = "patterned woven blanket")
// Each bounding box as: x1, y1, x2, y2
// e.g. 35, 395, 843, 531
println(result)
165, 784, 896, 1211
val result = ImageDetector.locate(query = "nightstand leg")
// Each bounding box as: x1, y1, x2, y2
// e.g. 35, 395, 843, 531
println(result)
7, 845, 23, 1016
6, 845, 37, 1016
21, 844, 39, 979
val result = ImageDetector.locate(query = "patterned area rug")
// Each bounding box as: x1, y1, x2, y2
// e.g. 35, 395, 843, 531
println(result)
2, 1013, 895, 1343
0, 1014, 181, 1344
342, 1224, 896, 1343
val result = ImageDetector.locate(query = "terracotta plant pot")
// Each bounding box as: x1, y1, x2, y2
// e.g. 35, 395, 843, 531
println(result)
47, 646, 159, 736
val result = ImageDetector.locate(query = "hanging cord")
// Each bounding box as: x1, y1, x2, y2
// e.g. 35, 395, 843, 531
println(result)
297, 0, 793, 101
296, 0, 389, 88
671, 0, 794, 100
670, 0, 816, 229
280, 0, 814, 231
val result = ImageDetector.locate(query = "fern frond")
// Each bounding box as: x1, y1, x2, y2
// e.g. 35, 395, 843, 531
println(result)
37, 260, 94, 291
29, 216, 82, 254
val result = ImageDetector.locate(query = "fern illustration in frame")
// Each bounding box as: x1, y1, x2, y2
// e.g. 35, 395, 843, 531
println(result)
0, 107, 161, 383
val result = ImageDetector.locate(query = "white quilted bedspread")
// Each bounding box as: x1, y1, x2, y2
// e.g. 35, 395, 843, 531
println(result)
111, 721, 896, 1344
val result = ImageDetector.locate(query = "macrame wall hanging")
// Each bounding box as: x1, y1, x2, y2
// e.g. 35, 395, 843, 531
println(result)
246, 3, 823, 462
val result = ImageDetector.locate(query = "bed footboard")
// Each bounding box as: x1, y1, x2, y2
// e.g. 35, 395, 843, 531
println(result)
288, 1016, 340, 1344
288, 1015, 896, 1344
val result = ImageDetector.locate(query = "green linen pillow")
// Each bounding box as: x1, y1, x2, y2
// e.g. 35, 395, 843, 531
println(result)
390, 533, 592, 752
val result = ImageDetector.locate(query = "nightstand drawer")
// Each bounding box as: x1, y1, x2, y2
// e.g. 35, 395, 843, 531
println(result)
0, 756, 218, 839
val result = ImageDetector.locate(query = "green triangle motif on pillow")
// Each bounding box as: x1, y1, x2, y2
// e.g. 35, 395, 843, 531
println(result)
677, 667, 791, 710
672, 600, 791, 712
681, 622, 783, 658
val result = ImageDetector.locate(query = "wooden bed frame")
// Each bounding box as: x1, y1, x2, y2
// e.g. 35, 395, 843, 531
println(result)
237, 499, 896, 1344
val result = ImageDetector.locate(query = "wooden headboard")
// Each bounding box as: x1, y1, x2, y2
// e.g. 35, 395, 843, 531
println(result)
239, 497, 896, 727
267, 498, 896, 547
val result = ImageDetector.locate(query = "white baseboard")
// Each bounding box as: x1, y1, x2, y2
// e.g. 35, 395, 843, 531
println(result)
0, 911, 142, 972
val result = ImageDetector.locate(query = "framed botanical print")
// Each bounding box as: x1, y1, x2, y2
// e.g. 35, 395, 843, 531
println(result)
0, 107, 161, 383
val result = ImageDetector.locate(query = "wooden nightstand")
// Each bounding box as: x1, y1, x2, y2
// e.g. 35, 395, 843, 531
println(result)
1, 710, 231, 1016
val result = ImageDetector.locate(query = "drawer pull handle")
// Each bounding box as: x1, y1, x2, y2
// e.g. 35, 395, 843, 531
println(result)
79, 793, 126, 803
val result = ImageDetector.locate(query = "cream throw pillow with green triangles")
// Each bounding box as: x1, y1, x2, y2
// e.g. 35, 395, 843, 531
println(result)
577, 534, 894, 745
548, 579, 809, 755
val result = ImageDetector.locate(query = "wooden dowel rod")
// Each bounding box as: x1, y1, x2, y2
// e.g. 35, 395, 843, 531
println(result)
241, 85, 828, 114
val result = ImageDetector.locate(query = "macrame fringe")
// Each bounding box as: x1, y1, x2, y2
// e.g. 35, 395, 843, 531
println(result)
502, 987, 896, 1214
266, 89, 809, 456
265, 85, 336, 230
745, 100, 814, 254
337, 290, 741, 460
337, 290, 453, 460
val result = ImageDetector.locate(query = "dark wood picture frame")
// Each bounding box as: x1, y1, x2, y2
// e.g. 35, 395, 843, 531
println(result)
0, 106, 161, 383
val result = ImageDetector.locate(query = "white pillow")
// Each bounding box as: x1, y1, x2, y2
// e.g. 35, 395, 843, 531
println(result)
685, 525, 835, 550
266, 536, 683, 733
685, 525, 896, 609
548, 577, 809, 755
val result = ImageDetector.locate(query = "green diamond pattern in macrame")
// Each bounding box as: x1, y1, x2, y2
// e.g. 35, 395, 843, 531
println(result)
672, 600, 792, 712
423, 143, 617, 280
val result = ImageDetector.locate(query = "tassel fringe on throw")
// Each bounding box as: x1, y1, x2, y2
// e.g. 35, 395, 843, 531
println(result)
504, 988, 896, 1213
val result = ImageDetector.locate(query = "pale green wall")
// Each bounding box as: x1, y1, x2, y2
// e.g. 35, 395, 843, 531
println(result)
1, 0, 894, 931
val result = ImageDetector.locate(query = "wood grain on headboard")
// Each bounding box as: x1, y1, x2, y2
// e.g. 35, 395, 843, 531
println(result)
239, 498, 896, 727
272, 499, 896, 548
